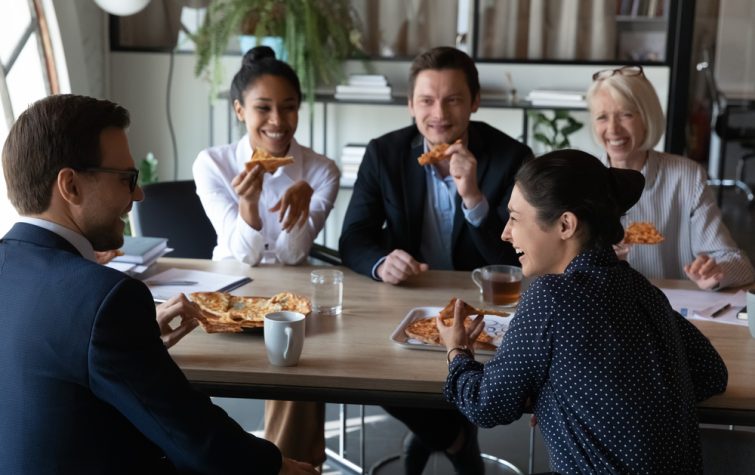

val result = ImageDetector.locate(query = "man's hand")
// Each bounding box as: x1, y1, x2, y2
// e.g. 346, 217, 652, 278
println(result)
377, 249, 429, 285
156, 294, 200, 348
269, 180, 313, 232
95, 250, 121, 265
447, 141, 483, 209
684, 254, 724, 290
279, 458, 318, 474
232, 163, 265, 230
436, 298, 484, 351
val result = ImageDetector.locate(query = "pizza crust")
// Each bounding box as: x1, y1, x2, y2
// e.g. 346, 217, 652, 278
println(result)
246, 148, 295, 173
416, 139, 461, 166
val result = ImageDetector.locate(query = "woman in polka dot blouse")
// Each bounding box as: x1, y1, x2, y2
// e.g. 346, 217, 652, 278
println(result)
438, 149, 728, 474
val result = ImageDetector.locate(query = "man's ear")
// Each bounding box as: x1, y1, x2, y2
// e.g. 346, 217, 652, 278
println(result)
471, 92, 481, 113
57, 168, 84, 205
559, 211, 579, 240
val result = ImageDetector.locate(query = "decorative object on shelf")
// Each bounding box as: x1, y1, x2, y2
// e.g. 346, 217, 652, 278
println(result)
528, 110, 584, 154
94, 0, 151, 16
191, 0, 364, 103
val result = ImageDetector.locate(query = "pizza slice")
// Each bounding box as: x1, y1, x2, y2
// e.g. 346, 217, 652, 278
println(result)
438, 297, 482, 320
190, 291, 232, 319
269, 291, 312, 315
416, 139, 461, 166
246, 148, 295, 173
624, 221, 665, 244
404, 315, 495, 351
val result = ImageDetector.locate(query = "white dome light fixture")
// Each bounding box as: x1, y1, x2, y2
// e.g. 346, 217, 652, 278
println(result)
94, 0, 151, 16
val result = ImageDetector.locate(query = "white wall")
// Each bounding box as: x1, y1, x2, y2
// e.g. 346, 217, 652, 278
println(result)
108, 53, 669, 180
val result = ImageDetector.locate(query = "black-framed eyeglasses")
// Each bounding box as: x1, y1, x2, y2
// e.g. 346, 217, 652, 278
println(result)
592, 65, 644, 81
76, 167, 140, 193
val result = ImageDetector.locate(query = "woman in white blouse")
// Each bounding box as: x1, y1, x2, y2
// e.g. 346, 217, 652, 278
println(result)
193, 46, 339, 267
193, 46, 339, 468
586, 65, 754, 290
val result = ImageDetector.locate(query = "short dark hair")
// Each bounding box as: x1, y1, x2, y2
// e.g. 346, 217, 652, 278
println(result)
409, 46, 480, 100
2, 94, 130, 214
230, 46, 302, 106
515, 149, 644, 249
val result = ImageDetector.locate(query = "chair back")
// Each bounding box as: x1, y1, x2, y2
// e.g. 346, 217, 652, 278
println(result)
130, 180, 217, 259
696, 51, 728, 135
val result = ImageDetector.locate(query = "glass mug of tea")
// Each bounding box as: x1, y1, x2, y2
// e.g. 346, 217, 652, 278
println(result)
471, 265, 523, 307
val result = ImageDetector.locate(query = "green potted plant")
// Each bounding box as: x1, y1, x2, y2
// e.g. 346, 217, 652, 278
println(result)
528, 109, 584, 153
191, 0, 363, 104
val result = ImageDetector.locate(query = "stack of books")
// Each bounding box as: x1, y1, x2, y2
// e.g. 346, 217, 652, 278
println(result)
340, 144, 366, 187
525, 89, 587, 108
335, 75, 392, 101
108, 236, 170, 274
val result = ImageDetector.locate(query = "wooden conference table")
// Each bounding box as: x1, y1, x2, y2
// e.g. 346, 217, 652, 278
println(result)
163, 258, 755, 426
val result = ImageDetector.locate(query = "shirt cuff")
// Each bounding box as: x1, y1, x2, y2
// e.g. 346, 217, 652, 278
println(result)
462, 196, 489, 228
371, 256, 387, 281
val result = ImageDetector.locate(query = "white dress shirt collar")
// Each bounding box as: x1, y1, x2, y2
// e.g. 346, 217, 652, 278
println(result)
16, 216, 97, 262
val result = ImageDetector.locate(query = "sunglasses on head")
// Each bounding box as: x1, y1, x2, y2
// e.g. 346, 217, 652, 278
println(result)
592, 65, 644, 81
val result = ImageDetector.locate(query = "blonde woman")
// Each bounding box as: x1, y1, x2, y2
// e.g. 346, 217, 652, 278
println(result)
587, 65, 754, 289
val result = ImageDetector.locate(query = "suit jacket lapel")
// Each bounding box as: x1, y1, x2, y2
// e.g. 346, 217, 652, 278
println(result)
404, 134, 427, 252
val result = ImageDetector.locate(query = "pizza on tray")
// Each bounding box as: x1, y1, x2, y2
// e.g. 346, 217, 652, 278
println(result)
404, 298, 510, 351
190, 291, 311, 333
246, 148, 295, 173
416, 139, 461, 166
624, 221, 664, 244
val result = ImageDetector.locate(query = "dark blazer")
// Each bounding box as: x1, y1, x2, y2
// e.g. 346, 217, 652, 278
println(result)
0, 223, 281, 474
339, 121, 532, 277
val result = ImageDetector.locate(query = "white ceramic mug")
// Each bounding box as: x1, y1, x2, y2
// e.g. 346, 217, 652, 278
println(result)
747, 288, 755, 338
264, 311, 306, 366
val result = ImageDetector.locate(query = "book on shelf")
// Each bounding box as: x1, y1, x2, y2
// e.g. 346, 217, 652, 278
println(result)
346, 74, 389, 86
525, 90, 586, 107
334, 92, 392, 101
336, 84, 392, 95
341, 143, 367, 163
113, 236, 169, 264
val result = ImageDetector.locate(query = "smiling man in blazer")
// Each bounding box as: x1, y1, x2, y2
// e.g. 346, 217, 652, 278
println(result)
0, 94, 315, 475
339, 47, 532, 474
340, 47, 532, 285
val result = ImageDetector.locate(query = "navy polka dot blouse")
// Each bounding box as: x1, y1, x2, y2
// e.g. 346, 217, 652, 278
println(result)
444, 247, 728, 474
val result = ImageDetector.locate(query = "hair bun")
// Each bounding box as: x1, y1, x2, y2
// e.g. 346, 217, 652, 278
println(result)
607, 167, 645, 214
242, 45, 276, 67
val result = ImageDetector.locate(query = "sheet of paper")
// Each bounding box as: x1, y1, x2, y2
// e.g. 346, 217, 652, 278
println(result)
660, 288, 747, 326
144, 268, 252, 302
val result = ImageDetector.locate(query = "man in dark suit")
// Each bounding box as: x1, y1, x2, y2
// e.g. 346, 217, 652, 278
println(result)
339, 47, 532, 474
0, 94, 315, 474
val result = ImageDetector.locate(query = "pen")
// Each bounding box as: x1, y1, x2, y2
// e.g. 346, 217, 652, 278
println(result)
145, 280, 198, 286
710, 303, 731, 318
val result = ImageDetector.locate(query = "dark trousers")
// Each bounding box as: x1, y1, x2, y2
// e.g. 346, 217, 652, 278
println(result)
383, 405, 467, 450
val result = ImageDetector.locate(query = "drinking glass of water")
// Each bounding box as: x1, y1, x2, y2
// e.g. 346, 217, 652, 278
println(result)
311, 269, 343, 316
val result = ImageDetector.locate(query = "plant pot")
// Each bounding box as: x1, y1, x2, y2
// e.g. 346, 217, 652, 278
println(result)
239, 35, 287, 62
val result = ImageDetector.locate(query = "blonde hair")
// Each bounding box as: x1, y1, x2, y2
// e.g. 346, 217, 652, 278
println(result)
586, 72, 665, 151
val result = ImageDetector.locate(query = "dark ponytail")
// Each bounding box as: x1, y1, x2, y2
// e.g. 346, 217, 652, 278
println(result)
230, 45, 302, 106
515, 149, 644, 249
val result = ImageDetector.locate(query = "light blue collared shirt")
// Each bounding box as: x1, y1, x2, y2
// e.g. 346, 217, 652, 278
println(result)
16, 217, 97, 262
370, 139, 489, 279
